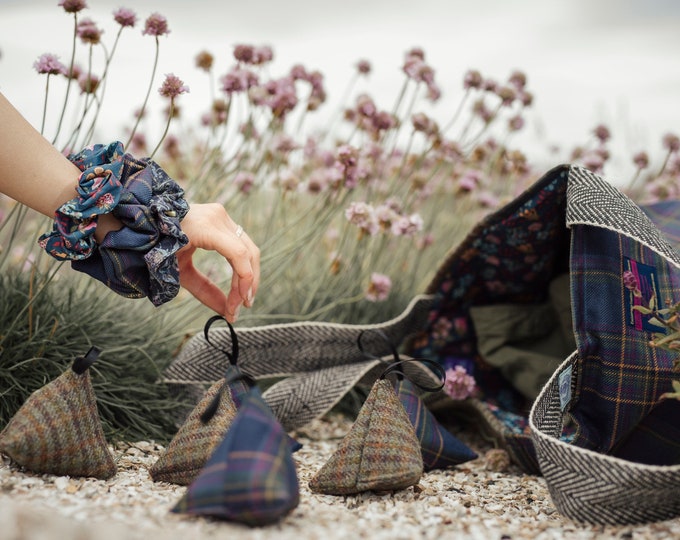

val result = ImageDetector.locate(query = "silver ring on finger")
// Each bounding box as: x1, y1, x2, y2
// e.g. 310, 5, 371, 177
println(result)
235, 224, 244, 238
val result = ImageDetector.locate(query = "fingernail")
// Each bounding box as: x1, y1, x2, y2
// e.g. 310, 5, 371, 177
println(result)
234, 305, 241, 320
247, 288, 254, 307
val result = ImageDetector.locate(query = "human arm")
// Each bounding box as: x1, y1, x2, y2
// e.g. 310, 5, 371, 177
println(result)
0, 92, 257, 321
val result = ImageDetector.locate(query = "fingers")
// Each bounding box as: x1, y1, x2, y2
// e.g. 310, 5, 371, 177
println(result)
177, 250, 234, 321
178, 203, 261, 321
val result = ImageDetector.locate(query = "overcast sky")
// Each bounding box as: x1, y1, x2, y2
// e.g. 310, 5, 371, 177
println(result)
1, 0, 679, 180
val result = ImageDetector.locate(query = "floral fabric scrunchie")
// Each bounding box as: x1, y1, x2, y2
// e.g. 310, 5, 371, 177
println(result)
39, 141, 189, 306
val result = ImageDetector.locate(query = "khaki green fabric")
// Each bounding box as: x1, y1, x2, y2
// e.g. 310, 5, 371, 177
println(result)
470, 273, 575, 400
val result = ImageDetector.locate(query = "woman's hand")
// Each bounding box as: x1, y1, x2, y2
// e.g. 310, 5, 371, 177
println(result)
176, 203, 260, 322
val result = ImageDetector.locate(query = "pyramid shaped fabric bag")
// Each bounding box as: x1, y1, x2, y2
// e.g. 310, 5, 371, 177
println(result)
152, 316, 300, 485
395, 377, 477, 470
0, 347, 116, 479
149, 370, 249, 485
172, 387, 299, 526
529, 166, 680, 525
309, 378, 423, 495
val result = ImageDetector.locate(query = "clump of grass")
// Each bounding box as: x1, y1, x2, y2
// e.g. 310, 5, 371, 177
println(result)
0, 267, 191, 443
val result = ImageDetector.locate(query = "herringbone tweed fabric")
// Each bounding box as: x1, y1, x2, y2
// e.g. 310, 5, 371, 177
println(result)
0, 361, 116, 479
309, 379, 423, 495
150, 377, 240, 485
530, 355, 680, 525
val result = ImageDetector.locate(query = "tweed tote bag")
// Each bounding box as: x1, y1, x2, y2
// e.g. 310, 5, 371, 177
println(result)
163, 164, 579, 474
528, 167, 680, 525
163, 164, 680, 493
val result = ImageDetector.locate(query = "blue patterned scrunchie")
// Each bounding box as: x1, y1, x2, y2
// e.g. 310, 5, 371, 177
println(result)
40, 141, 189, 306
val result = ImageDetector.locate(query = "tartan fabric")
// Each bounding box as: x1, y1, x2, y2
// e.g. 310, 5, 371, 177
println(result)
0, 351, 116, 479
172, 387, 299, 526
527, 166, 680, 525
150, 375, 243, 485
394, 378, 477, 470
568, 224, 680, 457
309, 379, 423, 495
71, 143, 189, 306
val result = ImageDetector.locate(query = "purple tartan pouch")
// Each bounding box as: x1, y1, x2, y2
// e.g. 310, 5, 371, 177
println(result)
172, 387, 300, 526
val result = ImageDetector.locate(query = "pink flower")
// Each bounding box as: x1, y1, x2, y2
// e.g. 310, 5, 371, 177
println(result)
233, 171, 255, 194
356, 59, 371, 75
623, 270, 643, 298
264, 76, 298, 118
96, 192, 115, 209
593, 124, 611, 143
391, 213, 423, 237
495, 85, 516, 106
366, 273, 392, 302
142, 13, 169, 36
633, 151, 649, 169
463, 69, 483, 90
663, 133, 680, 153
77, 73, 100, 94
76, 18, 102, 45
33, 53, 67, 75
345, 201, 378, 235
195, 50, 214, 71
444, 366, 476, 400
234, 44, 255, 63
113, 7, 136, 27
220, 67, 259, 94
508, 114, 525, 132
158, 73, 189, 99
508, 70, 527, 90
58, 0, 87, 13
253, 45, 273, 65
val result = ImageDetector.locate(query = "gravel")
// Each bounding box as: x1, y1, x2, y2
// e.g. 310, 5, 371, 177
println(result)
1, 414, 679, 540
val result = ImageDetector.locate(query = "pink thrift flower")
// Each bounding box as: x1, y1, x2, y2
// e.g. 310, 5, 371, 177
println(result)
356, 59, 371, 75
195, 50, 214, 71
365, 272, 392, 302
663, 133, 680, 153
33, 53, 67, 75
58, 0, 87, 13
158, 73, 189, 99
508, 70, 527, 90
345, 201, 377, 232
234, 44, 255, 63
444, 366, 476, 400
220, 67, 259, 94
391, 213, 424, 237
633, 151, 649, 169
253, 45, 273, 65
463, 69, 483, 90
508, 114, 525, 132
496, 85, 516, 106
143, 13, 170, 36
76, 18, 103, 45
593, 124, 611, 143
233, 171, 255, 194
78, 73, 100, 94
113, 7, 136, 27
66, 64, 83, 80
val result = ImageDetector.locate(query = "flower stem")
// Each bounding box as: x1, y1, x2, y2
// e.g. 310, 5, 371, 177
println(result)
150, 100, 174, 160
126, 36, 160, 150
52, 13, 78, 146
40, 75, 50, 136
